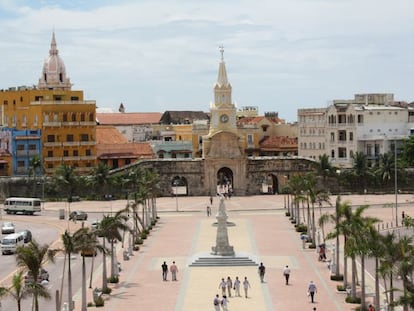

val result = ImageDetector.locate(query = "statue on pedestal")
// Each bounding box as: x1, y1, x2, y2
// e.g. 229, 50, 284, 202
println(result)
211, 195, 235, 256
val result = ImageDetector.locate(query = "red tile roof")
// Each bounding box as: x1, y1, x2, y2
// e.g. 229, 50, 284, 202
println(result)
97, 112, 162, 125
259, 136, 298, 151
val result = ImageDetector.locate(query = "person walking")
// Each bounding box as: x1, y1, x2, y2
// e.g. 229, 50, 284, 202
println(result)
283, 265, 291, 285
226, 276, 233, 297
213, 294, 220, 311
209, 195, 213, 205
243, 277, 251, 298
161, 261, 168, 281
221, 295, 229, 311
308, 280, 317, 303
258, 262, 266, 283
233, 276, 241, 297
170, 261, 178, 281
219, 278, 226, 296
207, 205, 211, 216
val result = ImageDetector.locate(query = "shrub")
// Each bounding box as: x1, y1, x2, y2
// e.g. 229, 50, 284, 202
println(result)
151, 219, 157, 226
102, 287, 112, 295
135, 237, 143, 245
295, 224, 307, 233
345, 296, 361, 304
285, 212, 291, 217
308, 243, 316, 249
108, 276, 119, 283
141, 232, 147, 239
133, 245, 140, 251
87, 302, 94, 307
143, 229, 150, 235
95, 296, 105, 307
330, 274, 344, 281
336, 284, 346, 291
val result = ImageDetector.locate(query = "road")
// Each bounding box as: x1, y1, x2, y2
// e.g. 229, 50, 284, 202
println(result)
0, 211, 108, 311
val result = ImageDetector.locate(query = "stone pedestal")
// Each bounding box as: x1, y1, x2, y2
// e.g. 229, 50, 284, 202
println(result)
211, 196, 235, 256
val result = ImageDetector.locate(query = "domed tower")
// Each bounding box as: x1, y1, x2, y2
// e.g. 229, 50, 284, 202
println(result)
38, 32, 72, 90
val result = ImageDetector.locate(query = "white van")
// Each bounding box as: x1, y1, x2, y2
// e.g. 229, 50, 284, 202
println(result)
1, 233, 24, 255
4, 197, 42, 215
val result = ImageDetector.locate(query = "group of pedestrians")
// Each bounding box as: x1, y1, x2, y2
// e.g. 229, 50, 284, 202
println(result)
161, 261, 179, 281
214, 276, 251, 310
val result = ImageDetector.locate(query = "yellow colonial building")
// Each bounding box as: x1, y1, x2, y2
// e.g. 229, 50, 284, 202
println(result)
0, 33, 96, 175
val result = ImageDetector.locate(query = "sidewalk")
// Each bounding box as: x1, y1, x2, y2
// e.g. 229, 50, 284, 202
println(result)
68, 194, 411, 311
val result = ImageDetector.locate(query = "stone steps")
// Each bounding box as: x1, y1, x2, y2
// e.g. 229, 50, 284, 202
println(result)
189, 256, 258, 267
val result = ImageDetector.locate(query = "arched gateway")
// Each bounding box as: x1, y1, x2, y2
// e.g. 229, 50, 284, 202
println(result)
110, 49, 316, 196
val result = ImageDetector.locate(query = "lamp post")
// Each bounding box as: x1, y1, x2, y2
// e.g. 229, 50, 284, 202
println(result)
173, 180, 179, 212
394, 139, 398, 226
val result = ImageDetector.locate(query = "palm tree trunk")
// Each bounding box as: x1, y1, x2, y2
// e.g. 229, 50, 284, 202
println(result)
102, 239, 108, 290
110, 240, 115, 278
311, 203, 316, 245
59, 253, 67, 310
389, 273, 394, 311
68, 252, 73, 311
81, 256, 87, 311
360, 255, 366, 310
89, 254, 95, 289
351, 257, 357, 298
374, 257, 380, 310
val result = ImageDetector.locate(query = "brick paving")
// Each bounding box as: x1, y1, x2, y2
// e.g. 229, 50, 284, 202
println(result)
58, 194, 413, 311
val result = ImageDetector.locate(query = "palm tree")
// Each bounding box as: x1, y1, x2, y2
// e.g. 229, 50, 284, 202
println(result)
317, 153, 335, 186
90, 162, 113, 199
72, 227, 104, 311
350, 152, 371, 192
53, 164, 79, 203
60, 230, 77, 311
98, 211, 129, 291
366, 224, 384, 310
287, 174, 306, 225
28, 155, 42, 197
15, 240, 56, 311
5, 271, 29, 311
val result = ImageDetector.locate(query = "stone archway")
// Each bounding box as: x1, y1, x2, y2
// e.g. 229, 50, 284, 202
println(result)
216, 167, 233, 196
261, 173, 279, 194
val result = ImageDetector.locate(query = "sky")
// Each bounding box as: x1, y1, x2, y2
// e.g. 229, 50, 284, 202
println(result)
0, 0, 414, 122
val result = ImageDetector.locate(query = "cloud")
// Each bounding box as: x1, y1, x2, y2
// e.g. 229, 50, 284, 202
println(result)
0, 0, 414, 121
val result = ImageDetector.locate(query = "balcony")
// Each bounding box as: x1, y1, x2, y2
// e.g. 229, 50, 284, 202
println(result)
43, 122, 61, 127
80, 141, 96, 146
80, 156, 96, 161
44, 157, 62, 162
61, 122, 79, 126
62, 142, 80, 147
79, 121, 96, 126
16, 150, 40, 157
44, 142, 62, 147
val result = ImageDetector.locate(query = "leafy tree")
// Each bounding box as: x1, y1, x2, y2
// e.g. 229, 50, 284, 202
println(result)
350, 152, 371, 192
90, 162, 113, 199
400, 136, 414, 167
15, 240, 56, 311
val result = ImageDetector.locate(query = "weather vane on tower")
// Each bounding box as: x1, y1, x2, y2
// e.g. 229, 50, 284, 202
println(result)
219, 45, 224, 61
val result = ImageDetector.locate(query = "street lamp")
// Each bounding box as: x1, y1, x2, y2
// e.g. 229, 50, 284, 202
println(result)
394, 139, 398, 226
173, 180, 179, 212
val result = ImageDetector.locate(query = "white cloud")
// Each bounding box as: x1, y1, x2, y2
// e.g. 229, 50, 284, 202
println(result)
0, 0, 413, 121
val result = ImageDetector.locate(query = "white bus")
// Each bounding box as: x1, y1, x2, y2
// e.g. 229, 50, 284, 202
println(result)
3, 197, 42, 215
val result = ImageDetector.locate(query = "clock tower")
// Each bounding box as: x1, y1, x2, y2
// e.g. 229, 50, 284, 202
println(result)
208, 46, 237, 135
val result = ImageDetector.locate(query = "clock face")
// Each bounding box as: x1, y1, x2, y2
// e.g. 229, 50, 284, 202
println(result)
220, 114, 229, 123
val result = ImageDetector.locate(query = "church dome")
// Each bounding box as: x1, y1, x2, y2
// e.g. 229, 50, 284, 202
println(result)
38, 32, 72, 90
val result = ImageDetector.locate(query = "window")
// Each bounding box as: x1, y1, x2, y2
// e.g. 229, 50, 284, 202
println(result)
66, 134, 74, 142
85, 149, 91, 156
367, 144, 372, 156
349, 132, 353, 141
247, 134, 253, 145
125, 159, 131, 165
47, 151, 53, 157
330, 132, 335, 142
331, 150, 335, 158
71, 96, 79, 101
358, 115, 364, 124
89, 113, 94, 122
17, 145, 24, 151
73, 150, 78, 156
63, 150, 69, 157
17, 160, 25, 168
338, 130, 346, 141
63, 113, 68, 122
71, 114, 76, 122
80, 134, 88, 142
338, 147, 347, 158
80, 113, 85, 122
47, 135, 55, 142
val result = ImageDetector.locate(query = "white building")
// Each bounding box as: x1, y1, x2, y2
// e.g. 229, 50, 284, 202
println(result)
299, 93, 414, 168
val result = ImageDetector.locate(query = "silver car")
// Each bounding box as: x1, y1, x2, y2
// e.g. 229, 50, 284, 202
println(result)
1, 222, 15, 234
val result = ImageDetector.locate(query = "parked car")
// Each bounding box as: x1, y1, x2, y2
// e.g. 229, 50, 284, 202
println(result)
91, 220, 100, 230
20, 230, 32, 243
69, 211, 88, 221
24, 268, 49, 285
1, 222, 15, 234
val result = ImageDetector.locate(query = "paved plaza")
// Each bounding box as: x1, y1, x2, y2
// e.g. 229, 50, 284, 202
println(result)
60, 193, 414, 311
